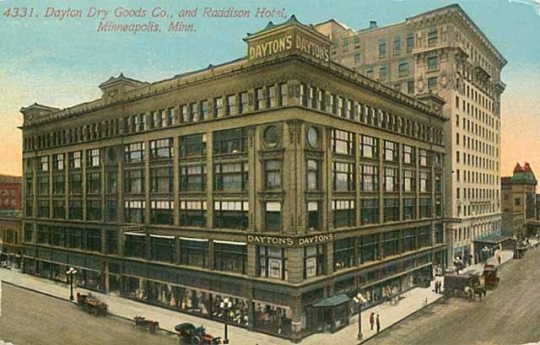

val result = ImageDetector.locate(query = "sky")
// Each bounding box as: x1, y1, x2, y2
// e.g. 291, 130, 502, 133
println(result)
1, 0, 539, 177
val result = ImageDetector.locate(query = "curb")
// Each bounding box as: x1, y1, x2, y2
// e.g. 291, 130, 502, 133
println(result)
358, 295, 445, 344
2, 281, 177, 337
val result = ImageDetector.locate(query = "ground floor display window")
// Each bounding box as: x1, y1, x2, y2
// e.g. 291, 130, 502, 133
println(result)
253, 302, 292, 336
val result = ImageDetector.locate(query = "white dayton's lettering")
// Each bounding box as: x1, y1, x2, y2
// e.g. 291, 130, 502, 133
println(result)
295, 35, 330, 62
249, 35, 293, 59
247, 235, 295, 246
298, 233, 334, 245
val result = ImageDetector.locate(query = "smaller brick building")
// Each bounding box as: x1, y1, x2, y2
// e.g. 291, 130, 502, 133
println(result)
0, 175, 22, 212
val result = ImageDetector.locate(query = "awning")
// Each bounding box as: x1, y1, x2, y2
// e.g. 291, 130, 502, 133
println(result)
312, 294, 350, 308
473, 234, 512, 245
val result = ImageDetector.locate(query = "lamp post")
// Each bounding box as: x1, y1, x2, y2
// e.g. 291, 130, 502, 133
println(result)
353, 293, 367, 340
220, 297, 233, 344
66, 267, 77, 301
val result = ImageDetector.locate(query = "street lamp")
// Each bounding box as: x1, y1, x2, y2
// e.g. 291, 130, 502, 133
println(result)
353, 293, 367, 340
66, 267, 77, 301
220, 297, 233, 344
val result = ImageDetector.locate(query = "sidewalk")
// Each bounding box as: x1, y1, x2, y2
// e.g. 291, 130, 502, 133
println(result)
0, 267, 445, 345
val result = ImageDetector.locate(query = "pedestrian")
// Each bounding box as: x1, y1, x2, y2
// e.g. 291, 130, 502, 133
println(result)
376, 314, 381, 333
369, 312, 375, 330
496, 253, 501, 265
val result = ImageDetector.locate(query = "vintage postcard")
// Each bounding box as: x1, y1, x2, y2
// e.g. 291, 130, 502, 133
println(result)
0, 1, 539, 344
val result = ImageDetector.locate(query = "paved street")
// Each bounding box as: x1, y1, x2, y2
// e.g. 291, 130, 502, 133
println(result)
365, 245, 540, 345
0, 283, 178, 345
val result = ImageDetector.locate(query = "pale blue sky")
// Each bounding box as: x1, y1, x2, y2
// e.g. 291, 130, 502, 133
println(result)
1, 0, 539, 176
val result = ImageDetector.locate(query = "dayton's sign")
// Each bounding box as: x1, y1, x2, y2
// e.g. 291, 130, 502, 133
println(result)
248, 32, 330, 62
247, 233, 334, 246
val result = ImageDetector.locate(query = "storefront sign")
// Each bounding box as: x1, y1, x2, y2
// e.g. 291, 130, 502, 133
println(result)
247, 28, 330, 63
247, 233, 334, 246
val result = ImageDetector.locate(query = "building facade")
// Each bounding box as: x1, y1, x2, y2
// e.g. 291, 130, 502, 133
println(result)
20, 17, 447, 340
501, 163, 537, 236
0, 175, 22, 213
315, 4, 506, 266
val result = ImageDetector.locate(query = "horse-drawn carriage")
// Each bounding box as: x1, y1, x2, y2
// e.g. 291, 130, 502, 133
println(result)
444, 273, 486, 300
134, 316, 159, 334
175, 323, 222, 345
76, 293, 108, 316
482, 264, 499, 289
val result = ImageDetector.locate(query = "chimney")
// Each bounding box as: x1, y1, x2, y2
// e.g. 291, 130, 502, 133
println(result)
370, 21, 378, 29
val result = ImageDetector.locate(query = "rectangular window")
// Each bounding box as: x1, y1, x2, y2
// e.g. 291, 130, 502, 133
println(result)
403, 169, 415, 192
255, 88, 264, 110
258, 246, 287, 280
180, 165, 206, 191
419, 149, 430, 167
124, 142, 145, 163
360, 165, 379, 192
38, 176, 49, 196
419, 197, 432, 218
180, 239, 208, 268
265, 160, 282, 190
201, 101, 209, 120
53, 174, 65, 195
361, 198, 379, 225
69, 173, 82, 195
189, 102, 199, 122
333, 162, 355, 191
53, 200, 65, 219
125, 234, 146, 258
360, 135, 378, 159
427, 77, 438, 90
307, 202, 320, 231
179, 201, 206, 227
384, 140, 398, 161
214, 242, 247, 275
150, 236, 174, 262
214, 97, 224, 118
332, 129, 354, 155
150, 138, 173, 160
213, 128, 247, 155
379, 38, 386, 57
334, 238, 355, 270
39, 156, 49, 172
151, 167, 173, 193
332, 200, 355, 228
69, 151, 82, 169
214, 201, 249, 230
106, 200, 117, 222
180, 133, 207, 158
69, 200, 83, 220
267, 85, 276, 108
379, 65, 388, 80
307, 160, 320, 190
393, 36, 401, 53
86, 172, 101, 194
427, 54, 438, 71
384, 167, 398, 192
403, 145, 415, 164
420, 171, 431, 192
418, 226, 432, 248
265, 202, 281, 232
398, 62, 409, 77
406, 32, 414, 53
214, 162, 248, 191
384, 198, 399, 222
359, 234, 379, 264
403, 198, 416, 220
304, 245, 325, 278
279, 83, 288, 106
124, 200, 145, 223
238, 92, 248, 114
428, 28, 438, 45
86, 200, 101, 221
87, 149, 100, 167
124, 169, 145, 194
150, 200, 174, 225
53, 154, 64, 171
407, 80, 415, 94
106, 171, 117, 194
227, 95, 237, 115
382, 230, 400, 258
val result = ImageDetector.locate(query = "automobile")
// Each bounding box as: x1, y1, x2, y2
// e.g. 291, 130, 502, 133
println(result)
175, 322, 222, 345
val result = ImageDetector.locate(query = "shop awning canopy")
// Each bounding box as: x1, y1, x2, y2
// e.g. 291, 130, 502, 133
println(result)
312, 294, 350, 308
473, 234, 512, 245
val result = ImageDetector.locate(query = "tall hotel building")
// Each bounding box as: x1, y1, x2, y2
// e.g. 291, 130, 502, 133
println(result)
316, 4, 506, 265
20, 16, 446, 340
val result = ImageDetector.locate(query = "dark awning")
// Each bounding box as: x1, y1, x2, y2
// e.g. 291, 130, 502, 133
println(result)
312, 293, 350, 308
473, 235, 512, 245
